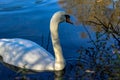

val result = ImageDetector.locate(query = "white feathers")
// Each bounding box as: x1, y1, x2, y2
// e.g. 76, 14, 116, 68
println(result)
0, 11, 68, 71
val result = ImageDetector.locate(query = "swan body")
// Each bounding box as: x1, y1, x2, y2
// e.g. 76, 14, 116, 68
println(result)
0, 38, 54, 71
0, 11, 72, 71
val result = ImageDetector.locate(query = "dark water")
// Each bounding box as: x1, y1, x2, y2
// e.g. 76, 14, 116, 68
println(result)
0, 0, 87, 79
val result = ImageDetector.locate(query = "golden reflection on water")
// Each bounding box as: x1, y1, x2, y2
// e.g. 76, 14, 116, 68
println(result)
58, 0, 120, 32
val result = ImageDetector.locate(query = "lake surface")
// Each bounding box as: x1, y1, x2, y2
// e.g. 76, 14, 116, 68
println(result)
0, 0, 86, 58
0, 0, 119, 80
0, 0, 86, 79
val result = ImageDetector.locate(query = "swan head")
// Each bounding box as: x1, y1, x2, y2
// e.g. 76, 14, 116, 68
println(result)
50, 11, 73, 24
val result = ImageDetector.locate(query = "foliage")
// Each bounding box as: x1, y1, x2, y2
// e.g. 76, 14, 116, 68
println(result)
76, 15, 120, 79
59, 0, 120, 31
59, 0, 120, 79
77, 32, 120, 79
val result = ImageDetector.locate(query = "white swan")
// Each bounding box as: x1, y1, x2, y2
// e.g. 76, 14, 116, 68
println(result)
0, 11, 73, 72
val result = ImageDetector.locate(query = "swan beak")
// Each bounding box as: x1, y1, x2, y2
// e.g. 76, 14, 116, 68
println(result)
66, 18, 73, 24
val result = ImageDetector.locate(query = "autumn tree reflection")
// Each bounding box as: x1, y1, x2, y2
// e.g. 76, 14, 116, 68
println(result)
58, 0, 120, 79
58, 0, 120, 32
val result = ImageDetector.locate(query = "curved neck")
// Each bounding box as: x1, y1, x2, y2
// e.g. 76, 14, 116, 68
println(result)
50, 20, 65, 66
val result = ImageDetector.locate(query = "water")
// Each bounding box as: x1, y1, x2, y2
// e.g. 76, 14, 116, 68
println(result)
1, 0, 119, 79
0, 0, 86, 79
0, 0, 86, 57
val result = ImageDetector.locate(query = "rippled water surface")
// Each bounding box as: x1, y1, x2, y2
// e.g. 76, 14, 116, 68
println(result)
0, 0, 120, 80
0, 0, 83, 57
0, 0, 83, 79
0, 0, 48, 11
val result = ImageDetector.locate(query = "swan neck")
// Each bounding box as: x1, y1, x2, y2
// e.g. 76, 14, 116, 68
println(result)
50, 20, 65, 69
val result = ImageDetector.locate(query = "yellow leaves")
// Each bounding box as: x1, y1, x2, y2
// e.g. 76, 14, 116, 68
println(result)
67, 9, 72, 14
80, 32, 88, 38
92, 25, 102, 32
96, 0, 103, 3
58, 0, 120, 33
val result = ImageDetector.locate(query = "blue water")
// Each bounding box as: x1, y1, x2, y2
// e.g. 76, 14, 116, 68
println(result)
0, 0, 89, 79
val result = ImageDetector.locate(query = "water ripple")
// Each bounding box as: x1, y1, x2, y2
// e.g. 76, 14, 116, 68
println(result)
0, 0, 47, 12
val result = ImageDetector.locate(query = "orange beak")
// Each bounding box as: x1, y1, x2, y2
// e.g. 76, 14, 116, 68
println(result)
66, 18, 73, 24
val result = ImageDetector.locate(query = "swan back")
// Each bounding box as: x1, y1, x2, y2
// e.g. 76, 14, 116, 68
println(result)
0, 38, 55, 71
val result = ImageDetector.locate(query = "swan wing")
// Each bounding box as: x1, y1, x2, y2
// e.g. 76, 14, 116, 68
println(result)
0, 38, 55, 71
